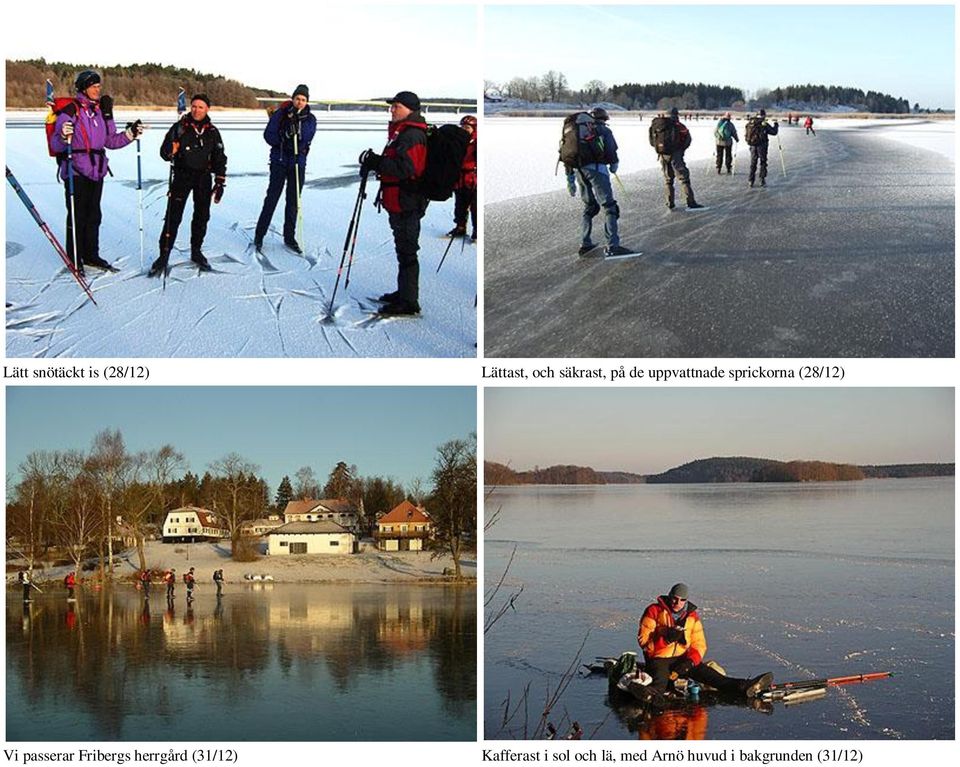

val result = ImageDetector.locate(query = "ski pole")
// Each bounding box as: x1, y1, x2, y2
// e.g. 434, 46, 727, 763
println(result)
326, 169, 368, 319
768, 672, 891, 692
437, 231, 457, 273
612, 172, 630, 205
293, 127, 305, 252
6, 166, 97, 304
136, 137, 144, 270
732, 142, 738, 176
65, 135, 79, 272
776, 132, 786, 177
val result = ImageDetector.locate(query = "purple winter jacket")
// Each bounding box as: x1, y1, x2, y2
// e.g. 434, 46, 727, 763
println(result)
50, 92, 133, 182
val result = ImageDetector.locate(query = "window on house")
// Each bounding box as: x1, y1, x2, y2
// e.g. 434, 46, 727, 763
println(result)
329, 540, 339, 547
280, 541, 288, 547
290, 542, 307, 554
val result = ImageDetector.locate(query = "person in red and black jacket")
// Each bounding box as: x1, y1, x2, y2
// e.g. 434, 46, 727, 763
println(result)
149, 94, 228, 277
448, 115, 478, 241
638, 583, 773, 697
359, 91, 429, 316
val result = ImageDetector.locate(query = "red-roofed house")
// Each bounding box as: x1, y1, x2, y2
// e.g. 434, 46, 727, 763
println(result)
162, 507, 228, 543
283, 499, 359, 531
375, 501, 431, 551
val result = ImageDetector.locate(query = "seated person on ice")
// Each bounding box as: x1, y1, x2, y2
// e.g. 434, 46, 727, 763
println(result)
638, 583, 773, 697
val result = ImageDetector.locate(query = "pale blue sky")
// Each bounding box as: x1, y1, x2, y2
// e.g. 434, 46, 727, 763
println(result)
5, 4, 478, 99
7, 387, 475, 493
485, 388, 954, 473
486, 4, 955, 109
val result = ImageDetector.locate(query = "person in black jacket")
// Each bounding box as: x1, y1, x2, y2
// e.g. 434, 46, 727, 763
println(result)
359, 91, 429, 316
745, 109, 780, 187
149, 94, 228, 276
651, 107, 703, 209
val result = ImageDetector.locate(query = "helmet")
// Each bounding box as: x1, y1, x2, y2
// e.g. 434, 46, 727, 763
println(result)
590, 107, 609, 122
460, 115, 477, 128
75, 69, 101, 93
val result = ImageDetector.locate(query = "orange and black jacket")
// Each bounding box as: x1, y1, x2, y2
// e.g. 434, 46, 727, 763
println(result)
638, 596, 707, 665
457, 133, 477, 190
377, 113, 428, 214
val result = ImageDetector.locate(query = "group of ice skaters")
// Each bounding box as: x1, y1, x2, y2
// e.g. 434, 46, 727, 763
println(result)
561, 107, 815, 258
40, 70, 479, 317
17, 565, 225, 604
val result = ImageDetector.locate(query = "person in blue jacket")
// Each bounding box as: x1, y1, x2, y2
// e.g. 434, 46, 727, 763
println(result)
254, 84, 317, 254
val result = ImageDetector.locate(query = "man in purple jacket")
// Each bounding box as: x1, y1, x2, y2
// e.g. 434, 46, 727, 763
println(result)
50, 70, 144, 274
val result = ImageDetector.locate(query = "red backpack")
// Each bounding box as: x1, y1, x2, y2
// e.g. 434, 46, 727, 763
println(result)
45, 97, 80, 157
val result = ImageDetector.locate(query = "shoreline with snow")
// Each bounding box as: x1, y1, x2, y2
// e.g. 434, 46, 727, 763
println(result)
7, 538, 477, 587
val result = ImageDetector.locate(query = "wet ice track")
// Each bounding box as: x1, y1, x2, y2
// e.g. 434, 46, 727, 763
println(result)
485, 124, 954, 357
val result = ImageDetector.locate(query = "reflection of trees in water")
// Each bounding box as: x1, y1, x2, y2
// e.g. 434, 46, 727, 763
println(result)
7, 584, 475, 739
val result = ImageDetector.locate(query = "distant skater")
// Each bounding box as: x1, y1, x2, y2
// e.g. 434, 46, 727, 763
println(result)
804, 115, 816, 136
64, 571, 76, 601
165, 568, 176, 601
139, 568, 151, 599
19, 570, 33, 603
184, 567, 196, 601
744, 109, 780, 187
213, 568, 224, 597
714, 112, 739, 174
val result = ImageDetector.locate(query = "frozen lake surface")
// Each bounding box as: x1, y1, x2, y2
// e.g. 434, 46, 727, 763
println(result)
5, 110, 476, 357
485, 479, 954, 740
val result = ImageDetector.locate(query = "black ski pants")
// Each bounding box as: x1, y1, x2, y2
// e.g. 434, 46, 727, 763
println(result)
646, 657, 746, 695
715, 143, 734, 172
453, 187, 477, 234
749, 144, 770, 183
159, 168, 213, 256
255, 162, 304, 244
388, 198, 429, 306
63, 173, 104, 266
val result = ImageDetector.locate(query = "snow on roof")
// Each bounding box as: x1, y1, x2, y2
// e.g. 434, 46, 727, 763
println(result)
283, 499, 358, 517
269, 521, 353, 535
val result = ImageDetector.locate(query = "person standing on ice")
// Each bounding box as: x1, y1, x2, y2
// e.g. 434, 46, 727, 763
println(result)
359, 91, 429, 317
565, 108, 631, 257
638, 583, 773, 698
714, 112, 739, 174
149, 94, 227, 277
447, 115, 478, 241
650, 107, 703, 210
744, 108, 779, 187
804, 115, 816, 136
253, 84, 317, 255
50, 70, 143, 274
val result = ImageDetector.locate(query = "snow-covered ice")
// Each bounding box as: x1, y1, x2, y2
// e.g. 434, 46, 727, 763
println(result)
5, 110, 477, 357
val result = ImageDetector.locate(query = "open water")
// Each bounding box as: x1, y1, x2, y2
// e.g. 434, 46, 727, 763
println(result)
7, 582, 475, 741
484, 479, 954, 739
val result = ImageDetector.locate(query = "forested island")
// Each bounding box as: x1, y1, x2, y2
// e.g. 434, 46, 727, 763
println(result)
485, 457, 954, 485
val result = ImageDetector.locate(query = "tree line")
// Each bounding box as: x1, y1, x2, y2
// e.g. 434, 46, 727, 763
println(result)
7, 429, 476, 579
6, 58, 285, 108
487, 71, 920, 112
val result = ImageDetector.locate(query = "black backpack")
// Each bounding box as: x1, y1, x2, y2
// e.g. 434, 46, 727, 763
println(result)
418, 124, 470, 201
559, 112, 606, 169
649, 116, 679, 155
745, 117, 764, 146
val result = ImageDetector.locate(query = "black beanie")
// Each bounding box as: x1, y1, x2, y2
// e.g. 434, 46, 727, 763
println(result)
292, 84, 309, 100
192, 93, 211, 107
75, 70, 101, 93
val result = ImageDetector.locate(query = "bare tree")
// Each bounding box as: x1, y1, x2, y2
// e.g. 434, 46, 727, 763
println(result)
428, 435, 477, 580
8, 451, 59, 571
86, 429, 129, 579
293, 465, 319, 500
209, 453, 263, 556
49, 450, 101, 579
126, 445, 185, 570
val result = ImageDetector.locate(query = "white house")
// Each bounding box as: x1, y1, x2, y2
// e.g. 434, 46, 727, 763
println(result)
267, 521, 356, 556
162, 507, 227, 543
283, 499, 359, 531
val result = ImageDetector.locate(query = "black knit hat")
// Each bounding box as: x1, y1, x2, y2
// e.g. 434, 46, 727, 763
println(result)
192, 93, 211, 107
387, 91, 420, 111
75, 70, 101, 92
292, 84, 309, 100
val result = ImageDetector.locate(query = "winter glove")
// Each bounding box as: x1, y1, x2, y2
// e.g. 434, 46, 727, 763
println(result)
609, 162, 619, 174
673, 658, 695, 678
125, 119, 144, 140
99, 95, 114, 120
566, 173, 577, 197
358, 148, 381, 175
212, 177, 225, 204
61, 121, 75, 140
662, 626, 686, 644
